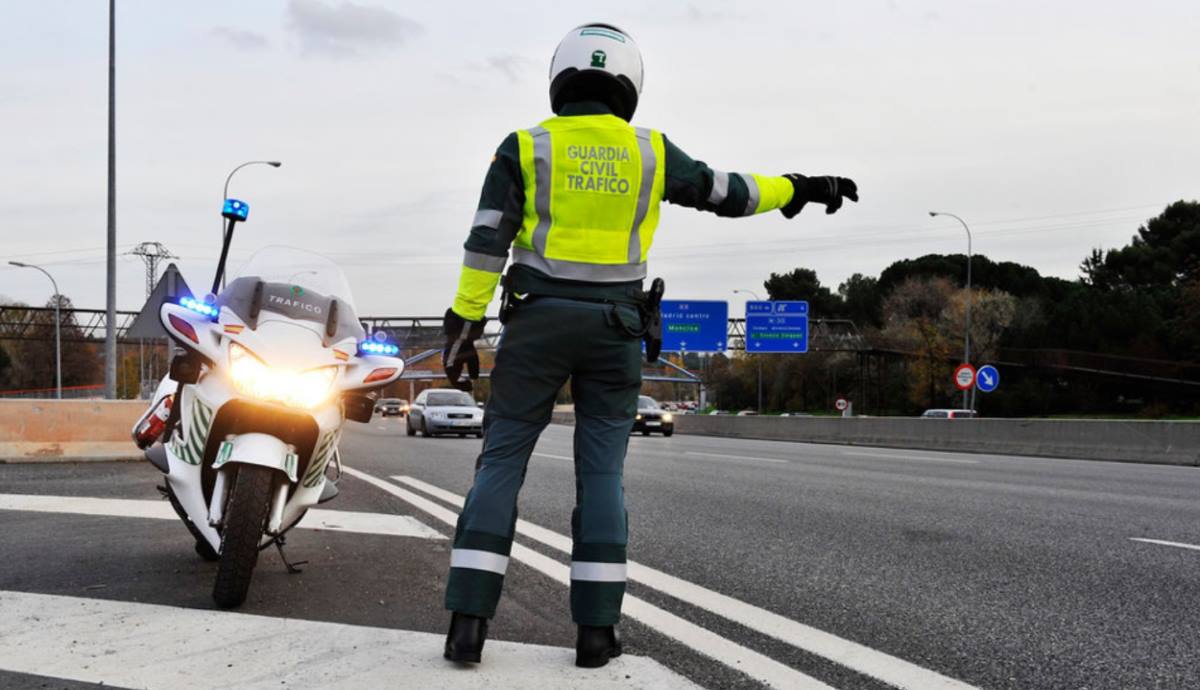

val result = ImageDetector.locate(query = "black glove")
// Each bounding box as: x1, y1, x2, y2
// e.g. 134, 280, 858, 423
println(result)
442, 308, 487, 392
780, 174, 859, 218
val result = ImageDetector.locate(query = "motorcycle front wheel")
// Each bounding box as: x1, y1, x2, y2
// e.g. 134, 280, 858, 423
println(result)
212, 464, 275, 609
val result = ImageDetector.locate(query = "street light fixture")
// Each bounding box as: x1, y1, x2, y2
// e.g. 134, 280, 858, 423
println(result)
733, 289, 764, 413
929, 211, 973, 410
221, 160, 282, 288
9, 261, 62, 399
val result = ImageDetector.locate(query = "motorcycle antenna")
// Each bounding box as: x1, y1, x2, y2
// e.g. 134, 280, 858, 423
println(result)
212, 199, 250, 295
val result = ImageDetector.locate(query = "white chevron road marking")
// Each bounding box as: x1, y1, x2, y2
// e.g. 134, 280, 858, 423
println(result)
0, 493, 445, 539
341, 467, 837, 690
383, 471, 981, 690
0, 590, 696, 689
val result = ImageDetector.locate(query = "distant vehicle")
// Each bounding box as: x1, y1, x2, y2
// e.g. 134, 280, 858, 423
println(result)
407, 389, 483, 438
736, 409, 758, 416
633, 395, 674, 436
375, 398, 408, 417
921, 409, 978, 419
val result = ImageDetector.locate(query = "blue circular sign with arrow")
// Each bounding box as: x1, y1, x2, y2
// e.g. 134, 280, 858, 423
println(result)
975, 364, 1000, 393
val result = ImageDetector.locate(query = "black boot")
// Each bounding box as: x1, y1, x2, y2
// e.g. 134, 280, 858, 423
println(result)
575, 625, 622, 668
444, 612, 488, 663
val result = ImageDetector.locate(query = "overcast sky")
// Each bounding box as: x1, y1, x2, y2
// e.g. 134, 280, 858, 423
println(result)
2, 1, 1197, 316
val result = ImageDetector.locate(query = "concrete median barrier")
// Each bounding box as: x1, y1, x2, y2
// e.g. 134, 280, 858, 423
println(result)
551, 411, 1200, 465
0, 400, 145, 462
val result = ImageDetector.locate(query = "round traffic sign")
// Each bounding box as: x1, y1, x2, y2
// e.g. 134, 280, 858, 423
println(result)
975, 364, 1000, 393
954, 363, 976, 391
835, 398, 848, 411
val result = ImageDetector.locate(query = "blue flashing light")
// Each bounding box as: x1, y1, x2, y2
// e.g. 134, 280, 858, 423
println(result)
222, 198, 250, 221
358, 341, 399, 356
180, 296, 219, 320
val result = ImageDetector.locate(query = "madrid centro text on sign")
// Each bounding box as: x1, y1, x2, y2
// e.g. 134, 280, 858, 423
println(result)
659, 300, 728, 353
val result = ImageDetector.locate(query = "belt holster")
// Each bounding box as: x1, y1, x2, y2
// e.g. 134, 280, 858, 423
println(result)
498, 273, 516, 325
641, 277, 665, 363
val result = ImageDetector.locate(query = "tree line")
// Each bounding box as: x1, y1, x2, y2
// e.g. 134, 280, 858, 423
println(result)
703, 201, 1200, 417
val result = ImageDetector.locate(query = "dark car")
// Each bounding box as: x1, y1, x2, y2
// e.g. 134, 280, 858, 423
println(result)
632, 395, 674, 436
376, 398, 408, 417
407, 389, 484, 438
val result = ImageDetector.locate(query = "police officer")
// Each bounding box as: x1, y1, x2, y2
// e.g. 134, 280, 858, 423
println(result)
441, 23, 858, 668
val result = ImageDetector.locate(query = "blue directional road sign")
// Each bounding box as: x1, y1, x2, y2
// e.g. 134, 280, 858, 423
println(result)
975, 364, 1000, 393
659, 300, 728, 352
745, 301, 809, 353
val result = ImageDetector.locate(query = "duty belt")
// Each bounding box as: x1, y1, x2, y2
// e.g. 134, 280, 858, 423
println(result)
498, 271, 665, 363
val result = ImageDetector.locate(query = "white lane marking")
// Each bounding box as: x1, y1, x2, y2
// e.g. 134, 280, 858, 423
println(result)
1129, 537, 1200, 552
0, 493, 445, 540
392, 473, 980, 690
0, 590, 696, 690
532, 451, 574, 461
342, 467, 833, 690
686, 451, 788, 464
841, 451, 980, 465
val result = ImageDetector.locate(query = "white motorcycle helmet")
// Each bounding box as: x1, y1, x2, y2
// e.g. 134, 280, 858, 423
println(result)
549, 23, 644, 121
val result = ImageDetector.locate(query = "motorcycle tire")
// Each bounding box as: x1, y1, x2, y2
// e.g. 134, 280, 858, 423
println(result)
212, 465, 274, 609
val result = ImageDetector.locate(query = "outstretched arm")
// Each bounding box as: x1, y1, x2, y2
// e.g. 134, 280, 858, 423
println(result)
662, 135, 857, 218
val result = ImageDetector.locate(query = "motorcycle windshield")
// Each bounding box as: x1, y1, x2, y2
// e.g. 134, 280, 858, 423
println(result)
218, 246, 364, 343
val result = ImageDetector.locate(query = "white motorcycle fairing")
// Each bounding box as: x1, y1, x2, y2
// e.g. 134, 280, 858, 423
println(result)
139, 247, 403, 569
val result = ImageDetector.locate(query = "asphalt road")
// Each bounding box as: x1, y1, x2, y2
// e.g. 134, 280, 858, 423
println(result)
1, 419, 1199, 689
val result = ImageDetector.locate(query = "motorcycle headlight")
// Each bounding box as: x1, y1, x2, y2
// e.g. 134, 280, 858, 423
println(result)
228, 342, 338, 410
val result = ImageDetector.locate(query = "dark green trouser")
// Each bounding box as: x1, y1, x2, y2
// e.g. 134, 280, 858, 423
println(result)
444, 297, 642, 626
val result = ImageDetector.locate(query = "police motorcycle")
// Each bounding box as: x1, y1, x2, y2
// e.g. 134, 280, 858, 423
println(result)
132, 198, 404, 608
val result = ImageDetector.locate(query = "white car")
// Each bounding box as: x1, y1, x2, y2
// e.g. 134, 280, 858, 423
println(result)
921, 409, 978, 419
407, 389, 484, 438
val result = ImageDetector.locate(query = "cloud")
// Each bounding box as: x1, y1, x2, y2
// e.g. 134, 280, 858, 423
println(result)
683, 2, 741, 24
487, 54, 536, 83
286, 0, 422, 57
211, 27, 270, 52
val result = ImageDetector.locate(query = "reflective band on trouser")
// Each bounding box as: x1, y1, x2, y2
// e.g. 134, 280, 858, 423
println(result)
450, 548, 510, 575
570, 561, 627, 582
511, 247, 647, 282
627, 127, 657, 264
708, 170, 730, 205
738, 173, 760, 216
473, 208, 503, 230
463, 249, 507, 273
529, 126, 553, 255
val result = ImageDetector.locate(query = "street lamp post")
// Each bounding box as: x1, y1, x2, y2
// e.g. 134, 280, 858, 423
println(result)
10, 262, 62, 399
221, 160, 281, 288
929, 211, 973, 410
733, 289, 764, 413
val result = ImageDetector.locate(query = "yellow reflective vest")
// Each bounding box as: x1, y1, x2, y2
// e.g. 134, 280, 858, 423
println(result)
451, 113, 795, 320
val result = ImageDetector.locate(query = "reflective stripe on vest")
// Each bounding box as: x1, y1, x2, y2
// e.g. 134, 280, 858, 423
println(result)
514, 115, 665, 283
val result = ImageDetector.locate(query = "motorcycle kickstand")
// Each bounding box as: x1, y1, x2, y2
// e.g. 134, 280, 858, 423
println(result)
261, 534, 308, 574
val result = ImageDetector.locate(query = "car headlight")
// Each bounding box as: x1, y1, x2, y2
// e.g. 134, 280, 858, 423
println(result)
636, 414, 643, 421
662, 413, 673, 422
228, 342, 338, 410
